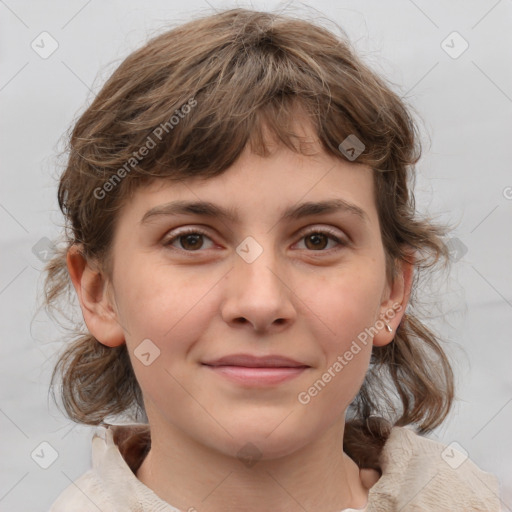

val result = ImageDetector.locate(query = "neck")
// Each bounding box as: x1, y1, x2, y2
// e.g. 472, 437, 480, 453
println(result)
136, 416, 370, 512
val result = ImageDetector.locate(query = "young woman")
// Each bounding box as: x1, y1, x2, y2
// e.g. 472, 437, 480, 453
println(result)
46, 8, 501, 511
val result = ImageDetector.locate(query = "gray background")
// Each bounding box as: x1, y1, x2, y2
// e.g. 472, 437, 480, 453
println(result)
1, 0, 511, 510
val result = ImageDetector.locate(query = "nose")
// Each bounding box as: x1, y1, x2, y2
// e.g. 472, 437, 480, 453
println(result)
220, 240, 296, 334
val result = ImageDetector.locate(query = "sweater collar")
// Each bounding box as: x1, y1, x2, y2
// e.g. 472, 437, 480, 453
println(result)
92, 423, 501, 511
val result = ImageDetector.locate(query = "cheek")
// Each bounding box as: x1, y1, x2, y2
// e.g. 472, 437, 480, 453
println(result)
304, 263, 384, 351
114, 261, 221, 407
294, 263, 383, 411
113, 257, 219, 350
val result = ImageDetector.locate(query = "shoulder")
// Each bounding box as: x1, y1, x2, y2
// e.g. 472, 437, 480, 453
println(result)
48, 423, 175, 512
48, 425, 143, 511
367, 426, 502, 512
49, 469, 116, 512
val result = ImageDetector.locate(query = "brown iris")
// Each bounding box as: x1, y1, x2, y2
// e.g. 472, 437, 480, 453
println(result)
304, 233, 329, 250
179, 234, 204, 250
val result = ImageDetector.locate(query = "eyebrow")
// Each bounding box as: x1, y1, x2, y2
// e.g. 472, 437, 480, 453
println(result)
140, 199, 369, 225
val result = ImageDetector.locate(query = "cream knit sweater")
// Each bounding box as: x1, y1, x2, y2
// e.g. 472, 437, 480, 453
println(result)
50, 424, 501, 511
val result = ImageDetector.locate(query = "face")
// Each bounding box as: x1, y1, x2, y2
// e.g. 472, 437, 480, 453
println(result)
91, 138, 406, 461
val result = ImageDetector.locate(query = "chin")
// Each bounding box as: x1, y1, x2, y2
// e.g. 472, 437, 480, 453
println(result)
216, 422, 314, 462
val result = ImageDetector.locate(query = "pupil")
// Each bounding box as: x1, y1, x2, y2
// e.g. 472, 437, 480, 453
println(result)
307, 233, 327, 250
182, 234, 202, 250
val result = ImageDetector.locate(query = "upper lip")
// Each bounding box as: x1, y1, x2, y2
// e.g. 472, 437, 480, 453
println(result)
202, 354, 310, 368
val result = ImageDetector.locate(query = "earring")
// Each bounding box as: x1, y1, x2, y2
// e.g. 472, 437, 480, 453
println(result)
385, 323, 393, 333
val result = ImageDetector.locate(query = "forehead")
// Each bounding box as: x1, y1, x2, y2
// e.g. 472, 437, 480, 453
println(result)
116, 139, 378, 233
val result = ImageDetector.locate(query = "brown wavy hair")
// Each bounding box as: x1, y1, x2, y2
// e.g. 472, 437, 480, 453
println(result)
44, 7, 455, 472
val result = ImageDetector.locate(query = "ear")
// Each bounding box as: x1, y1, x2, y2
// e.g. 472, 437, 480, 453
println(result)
66, 245, 125, 347
372, 250, 415, 347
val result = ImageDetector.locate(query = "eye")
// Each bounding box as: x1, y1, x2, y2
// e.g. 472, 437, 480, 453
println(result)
163, 228, 215, 251
295, 228, 347, 251
162, 226, 348, 253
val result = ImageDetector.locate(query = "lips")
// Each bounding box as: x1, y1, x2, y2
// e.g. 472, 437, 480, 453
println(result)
202, 354, 310, 389
202, 353, 309, 368
201, 354, 310, 387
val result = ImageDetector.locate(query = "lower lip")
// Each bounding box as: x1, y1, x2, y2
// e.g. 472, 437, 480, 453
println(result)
202, 365, 308, 386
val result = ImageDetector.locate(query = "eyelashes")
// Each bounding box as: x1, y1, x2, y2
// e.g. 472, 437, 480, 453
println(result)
162, 226, 348, 253
163, 228, 216, 251
293, 228, 347, 251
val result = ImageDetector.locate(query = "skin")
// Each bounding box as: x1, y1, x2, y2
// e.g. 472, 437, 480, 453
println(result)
67, 128, 413, 512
